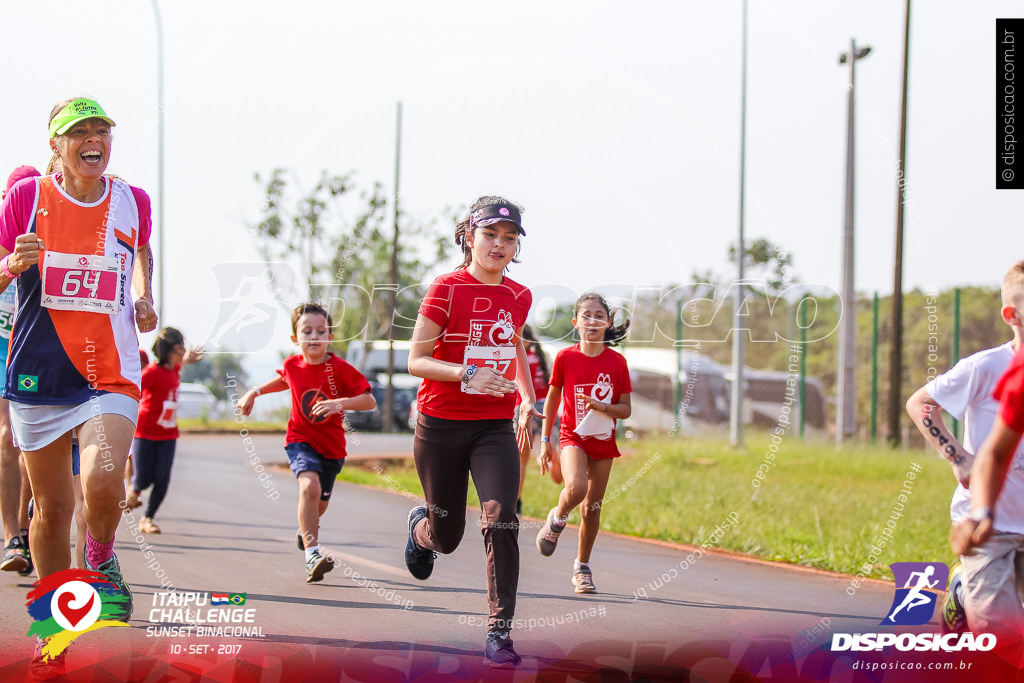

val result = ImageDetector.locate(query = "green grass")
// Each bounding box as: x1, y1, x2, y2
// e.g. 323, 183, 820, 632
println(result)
341, 435, 955, 580
178, 417, 286, 432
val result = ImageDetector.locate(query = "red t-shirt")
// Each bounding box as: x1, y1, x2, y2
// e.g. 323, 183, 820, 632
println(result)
135, 363, 181, 440
996, 346, 1024, 433
415, 269, 532, 421
278, 353, 371, 459
550, 344, 632, 459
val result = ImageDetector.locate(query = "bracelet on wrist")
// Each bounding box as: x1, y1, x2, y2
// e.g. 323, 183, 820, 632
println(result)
252, 387, 261, 397
969, 507, 993, 523
541, 436, 550, 443
1, 255, 19, 280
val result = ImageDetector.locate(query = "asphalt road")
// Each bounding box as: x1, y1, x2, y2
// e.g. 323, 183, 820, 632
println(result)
0, 434, 994, 682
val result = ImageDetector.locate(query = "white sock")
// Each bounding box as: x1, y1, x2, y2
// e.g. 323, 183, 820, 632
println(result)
553, 510, 568, 526
574, 560, 589, 571
304, 546, 319, 561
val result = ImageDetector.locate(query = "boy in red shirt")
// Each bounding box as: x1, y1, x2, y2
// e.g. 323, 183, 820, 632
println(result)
238, 303, 374, 582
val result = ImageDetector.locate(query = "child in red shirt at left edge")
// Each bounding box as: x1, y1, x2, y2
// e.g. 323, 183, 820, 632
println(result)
237, 302, 375, 583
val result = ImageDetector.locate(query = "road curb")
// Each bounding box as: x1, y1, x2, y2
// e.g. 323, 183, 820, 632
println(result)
337, 477, 895, 589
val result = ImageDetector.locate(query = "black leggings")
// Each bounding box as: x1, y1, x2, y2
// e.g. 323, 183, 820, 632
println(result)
132, 438, 177, 519
412, 413, 520, 632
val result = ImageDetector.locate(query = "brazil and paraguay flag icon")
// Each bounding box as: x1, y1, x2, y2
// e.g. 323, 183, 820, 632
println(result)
212, 592, 246, 605
26, 568, 131, 661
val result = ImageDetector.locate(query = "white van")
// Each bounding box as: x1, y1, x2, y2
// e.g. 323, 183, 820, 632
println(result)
345, 340, 413, 375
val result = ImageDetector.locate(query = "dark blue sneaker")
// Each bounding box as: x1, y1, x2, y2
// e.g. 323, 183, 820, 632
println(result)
17, 530, 32, 577
0, 536, 29, 574
86, 552, 133, 623
404, 506, 435, 580
484, 630, 522, 668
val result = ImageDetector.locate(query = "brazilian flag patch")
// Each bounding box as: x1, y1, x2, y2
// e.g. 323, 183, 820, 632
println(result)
18, 375, 38, 392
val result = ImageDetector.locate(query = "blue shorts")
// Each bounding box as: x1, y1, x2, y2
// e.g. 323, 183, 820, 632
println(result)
284, 443, 343, 501
72, 443, 80, 477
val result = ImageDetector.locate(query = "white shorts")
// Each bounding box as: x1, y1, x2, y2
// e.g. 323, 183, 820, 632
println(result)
8, 394, 139, 452
961, 530, 1024, 636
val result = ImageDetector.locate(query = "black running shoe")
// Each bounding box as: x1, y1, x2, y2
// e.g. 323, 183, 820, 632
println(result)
404, 506, 435, 580
17, 530, 32, 577
484, 630, 522, 668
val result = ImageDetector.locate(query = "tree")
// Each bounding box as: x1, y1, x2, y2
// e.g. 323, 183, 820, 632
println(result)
726, 237, 796, 296
249, 169, 451, 353
180, 353, 247, 400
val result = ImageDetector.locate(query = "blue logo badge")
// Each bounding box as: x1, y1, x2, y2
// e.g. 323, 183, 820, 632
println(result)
882, 562, 949, 626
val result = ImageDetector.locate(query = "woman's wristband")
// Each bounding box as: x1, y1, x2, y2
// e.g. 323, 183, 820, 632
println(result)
1, 255, 19, 280
541, 436, 550, 443
251, 387, 261, 397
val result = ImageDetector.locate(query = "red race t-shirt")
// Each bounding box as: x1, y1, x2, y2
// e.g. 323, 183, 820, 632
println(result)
550, 344, 632, 459
278, 353, 371, 459
415, 269, 532, 421
996, 345, 1024, 433
135, 363, 182, 441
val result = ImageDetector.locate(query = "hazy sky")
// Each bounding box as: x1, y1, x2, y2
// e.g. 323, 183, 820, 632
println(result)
2, 1, 1020, 358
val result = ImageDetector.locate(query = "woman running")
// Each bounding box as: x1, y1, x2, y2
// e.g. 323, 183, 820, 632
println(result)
404, 196, 538, 668
0, 96, 156, 638
536, 293, 631, 594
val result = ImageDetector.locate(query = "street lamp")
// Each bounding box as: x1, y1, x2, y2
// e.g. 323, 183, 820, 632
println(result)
835, 40, 871, 446
150, 0, 165, 322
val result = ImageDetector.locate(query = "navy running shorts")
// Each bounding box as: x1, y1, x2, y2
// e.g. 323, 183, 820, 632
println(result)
284, 442, 344, 500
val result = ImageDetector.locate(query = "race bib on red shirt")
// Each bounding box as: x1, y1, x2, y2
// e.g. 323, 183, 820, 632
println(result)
462, 344, 517, 394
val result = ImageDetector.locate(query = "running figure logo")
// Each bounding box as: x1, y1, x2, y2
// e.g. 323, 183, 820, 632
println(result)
882, 562, 949, 626
206, 263, 295, 354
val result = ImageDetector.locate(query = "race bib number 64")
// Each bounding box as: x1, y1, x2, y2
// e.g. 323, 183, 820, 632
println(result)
462, 345, 517, 395
41, 251, 119, 314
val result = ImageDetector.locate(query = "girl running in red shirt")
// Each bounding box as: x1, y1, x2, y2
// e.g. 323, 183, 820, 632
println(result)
536, 293, 632, 593
404, 196, 538, 668
128, 327, 202, 533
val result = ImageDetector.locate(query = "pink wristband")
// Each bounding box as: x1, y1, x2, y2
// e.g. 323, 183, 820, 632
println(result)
1, 255, 18, 280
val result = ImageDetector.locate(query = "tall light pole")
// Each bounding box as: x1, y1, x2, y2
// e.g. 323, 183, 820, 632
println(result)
887, 0, 912, 448
729, 0, 749, 448
383, 102, 402, 434
150, 0, 165, 322
835, 40, 871, 447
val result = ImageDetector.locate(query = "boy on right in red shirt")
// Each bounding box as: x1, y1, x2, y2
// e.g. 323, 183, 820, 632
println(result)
237, 303, 375, 583
536, 293, 632, 594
